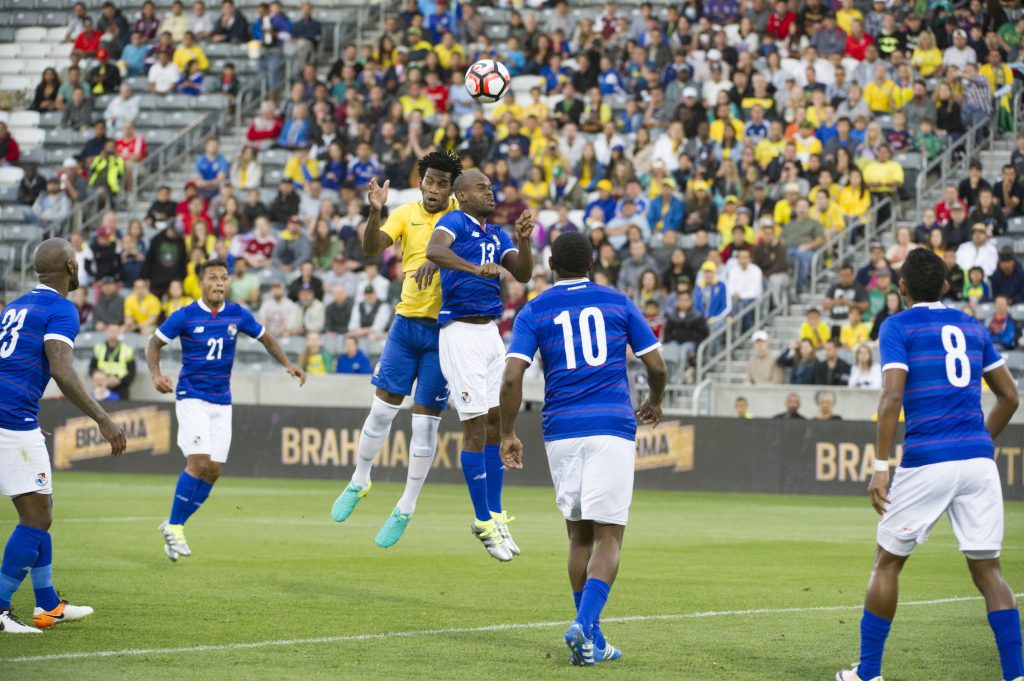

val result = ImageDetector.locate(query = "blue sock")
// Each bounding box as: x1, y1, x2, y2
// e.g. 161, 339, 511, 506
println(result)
460, 450, 491, 522
988, 609, 1024, 680
30, 530, 59, 611
183, 479, 214, 524
168, 471, 202, 525
857, 610, 892, 680
572, 589, 606, 649
484, 444, 504, 515
573, 591, 582, 611
0, 525, 44, 611
575, 578, 611, 638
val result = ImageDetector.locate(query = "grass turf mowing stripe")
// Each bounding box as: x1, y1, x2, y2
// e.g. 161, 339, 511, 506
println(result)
5, 593, 1017, 665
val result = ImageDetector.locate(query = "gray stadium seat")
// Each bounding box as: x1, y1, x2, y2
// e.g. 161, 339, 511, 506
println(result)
1011, 304, 1024, 323
1008, 217, 1024, 235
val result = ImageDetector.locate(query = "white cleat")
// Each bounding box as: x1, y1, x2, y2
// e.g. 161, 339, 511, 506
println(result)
33, 601, 94, 628
492, 511, 520, 556
471, 519, 513, 562
0, 609, 42, 634
836, 667, 882, 681
159, 521, 191, 558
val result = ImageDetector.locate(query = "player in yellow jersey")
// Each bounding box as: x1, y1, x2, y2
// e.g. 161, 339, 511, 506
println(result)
330, 151, 461, 548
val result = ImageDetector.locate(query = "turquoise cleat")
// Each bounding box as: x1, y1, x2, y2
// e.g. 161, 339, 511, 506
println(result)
595, 644, 622, 662
331, 482, 371, 522
564, 622, 595, 667
374, 507, 412, 548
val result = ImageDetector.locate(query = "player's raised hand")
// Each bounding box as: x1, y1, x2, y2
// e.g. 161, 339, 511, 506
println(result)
476, 262, 502, 279
868, 469, 890, 516
99, 416, 127, 457
514, 209, 534, 242
367, 177, 390, 211
413, 260, 438, 290
635, 400, 662, 427
500, 435, 524, 469
287, 364, 308, 387
152, 374, 174, 394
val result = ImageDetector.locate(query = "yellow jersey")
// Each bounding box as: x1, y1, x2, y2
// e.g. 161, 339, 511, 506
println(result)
125, 293, 161, 325
381, 199, 457, 320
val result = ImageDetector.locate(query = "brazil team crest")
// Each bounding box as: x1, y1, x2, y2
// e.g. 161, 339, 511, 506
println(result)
227, 324, 238, 337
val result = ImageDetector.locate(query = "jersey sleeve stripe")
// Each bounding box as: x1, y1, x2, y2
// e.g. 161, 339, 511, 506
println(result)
42, 333, 74, 348
254, 327, 266, 340
881, 362, 909, 372
983, 357, 1006, 373
436, 225, 458, 239
154, 329, 172, 344
634, 342, 662, 357
506, 352, 533, 364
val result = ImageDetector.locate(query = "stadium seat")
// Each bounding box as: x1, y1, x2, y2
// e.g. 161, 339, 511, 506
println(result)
1011, 304, 1024, 323
14, 26, 46, 42
975, 302, 995, 320
0, 185, 17, 203
1, 75, 33, 92
0, 166, 25, 186
896, 153, 923, 171
0, 204, 28, 223
0, 44, 18, 58
260, 148, 288, 168
45, 26, 64, 41
511, 75, 544, 95
1008, 217, 1024, 235
1004, 352, 1024, 374
38, 110, 61, 128
394, 188, 421, 206
0, 224, 44, 243
10, 111, 40, 128
0, 59, 26, 75
537, 209, 558, 228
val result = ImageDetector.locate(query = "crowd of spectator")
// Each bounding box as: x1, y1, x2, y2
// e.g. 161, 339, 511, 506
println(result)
20, 0, 1023, 388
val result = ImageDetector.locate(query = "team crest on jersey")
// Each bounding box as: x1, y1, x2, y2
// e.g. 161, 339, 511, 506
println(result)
373, 362, 381, 377
227, 324, 238, 337
192, 435, 204, 446
491, 235, 500, 245
35, 472, 47, 487
459, 391, 472, 405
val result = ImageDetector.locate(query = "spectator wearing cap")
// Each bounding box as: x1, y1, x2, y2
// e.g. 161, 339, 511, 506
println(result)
773, 182, 802, 226
25, 177, 72, 230
694, 261, 731, 335
267, 179, 299, 228
991, 249, 1024, 304
746, 330, 784, 385
86, 48, 121, 95
584, 179, 616, 223
148, 47, 181, 95
956, 223, 999, 279
782, 198, 825, 294
648, 179, 685, 234
943, 28, 977, 71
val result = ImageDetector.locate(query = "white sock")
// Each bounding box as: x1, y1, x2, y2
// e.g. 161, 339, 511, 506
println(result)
351, 397, 400, 487
396, 413, 440, 514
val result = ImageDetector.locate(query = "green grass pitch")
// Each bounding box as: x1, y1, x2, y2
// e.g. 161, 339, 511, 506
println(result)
0, 472, 1021, 680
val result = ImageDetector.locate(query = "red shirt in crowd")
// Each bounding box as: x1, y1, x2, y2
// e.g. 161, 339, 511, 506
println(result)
766, 11, 796, 40
844, 32, 874, 61
73, 29, 103, 55
934, 198, 967, 225
116, 135, 147, 161
424, 84, 449, 114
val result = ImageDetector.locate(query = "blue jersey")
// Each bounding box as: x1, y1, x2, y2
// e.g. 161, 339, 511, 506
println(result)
507, 279, 661, 442
0, 285, 80, 431
435, 210, 518, 323
879, 302, 1004, 468
155, 299, 264, 405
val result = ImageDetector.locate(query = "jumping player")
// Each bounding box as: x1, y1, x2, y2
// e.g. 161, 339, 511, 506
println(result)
837, 248, 1022, 681
147, 259, 306, 561
499, 232, 667, 665
0, 238, 127, 634
425, 170, 534, 562
330, 151, 461, 548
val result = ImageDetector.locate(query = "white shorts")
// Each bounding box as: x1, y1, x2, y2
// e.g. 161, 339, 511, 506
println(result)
176, 399, 233, 463
544, 435, 636, 526
877, 457, 1003, 559
0, 427, 52, 497
439, 321, 506, 421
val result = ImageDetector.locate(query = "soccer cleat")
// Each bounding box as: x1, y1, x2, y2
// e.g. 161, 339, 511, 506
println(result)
1006, 678, 1024, 681
595, 643, 622, 662
331, 481, 371, 522
159, 521, 191, 557
836, 667, 882, 681
470, 519, 513, 562
492, 511, 520, 556
564, 622, 595, 666
0, 609, 41, 634
33, 600, 94, 628
375, 507, 412, 548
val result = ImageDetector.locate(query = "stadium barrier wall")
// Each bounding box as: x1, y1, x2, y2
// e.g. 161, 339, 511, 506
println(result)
41, 400, 1024, 501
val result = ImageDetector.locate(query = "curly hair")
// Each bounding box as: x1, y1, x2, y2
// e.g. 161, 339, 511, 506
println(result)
417, 149, 462, 183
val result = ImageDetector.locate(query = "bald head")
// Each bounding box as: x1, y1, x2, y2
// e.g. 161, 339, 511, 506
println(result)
35, 237, 79, 292
452, 170, 495, 219
453, 169, 487, 195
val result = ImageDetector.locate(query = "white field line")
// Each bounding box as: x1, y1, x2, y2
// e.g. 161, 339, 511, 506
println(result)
4, 593, 1016, 665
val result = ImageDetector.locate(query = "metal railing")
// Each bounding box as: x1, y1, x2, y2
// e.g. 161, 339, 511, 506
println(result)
693, 284, 777, 386
809, 197, 894, 295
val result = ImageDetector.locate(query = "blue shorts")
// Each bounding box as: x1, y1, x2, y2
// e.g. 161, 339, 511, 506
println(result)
372, 315, 449, 409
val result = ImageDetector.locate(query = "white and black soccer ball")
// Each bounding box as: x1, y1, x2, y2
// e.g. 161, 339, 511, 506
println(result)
464, 59, 511, 104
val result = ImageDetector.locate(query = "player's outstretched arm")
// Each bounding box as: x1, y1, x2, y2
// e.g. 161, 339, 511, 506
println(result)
983, 364, 1019, 441
45, 340, 127, 457
258, 332, 307, 386
871, 368, 906, 515
362, 177, 395, 257
146, 335, 174, 393
636, 349, 667, 427
498, 357, 529, 469
503, 210, 535, 284
425, 229, 497, 277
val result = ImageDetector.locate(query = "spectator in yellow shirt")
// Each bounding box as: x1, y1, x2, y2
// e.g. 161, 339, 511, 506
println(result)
809, 169, 842, 204
863, 145, 905, 195
836, 0, 863, 34
810, 191, 846, 237
800, 307, 831, 349
793, 121, 822, 165
160, 0, 189, 42
161, 280, 194, 320
755, 120, 787, 169
839, 307, 871, 349
172, 31, 209, 73
432, 31, 464, 69
522, 86, 549, 120
773, 182, 801, 226
911, 31, 943, 77
398, 81, 436, 118
863, 64, 896, 114
490, 90, 523, 124
838, 168, 871, 218
284, 147, 320, 189
123, 278, 162, 334
709, 106, 744, 143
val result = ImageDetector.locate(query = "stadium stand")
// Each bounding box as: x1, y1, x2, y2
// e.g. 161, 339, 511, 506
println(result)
1, 0, 1023, 418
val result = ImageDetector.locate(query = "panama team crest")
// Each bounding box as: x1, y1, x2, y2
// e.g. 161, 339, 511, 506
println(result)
227, 324, 238, 337
459, 392, 472, 405
35, 472, 47, 487
192, 435, 204, 446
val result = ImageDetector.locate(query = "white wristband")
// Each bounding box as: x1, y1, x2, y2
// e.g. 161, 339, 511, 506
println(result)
873, 459, 890, 472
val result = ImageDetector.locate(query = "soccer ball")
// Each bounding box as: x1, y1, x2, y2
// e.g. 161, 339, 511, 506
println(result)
465, 60, 511, 104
